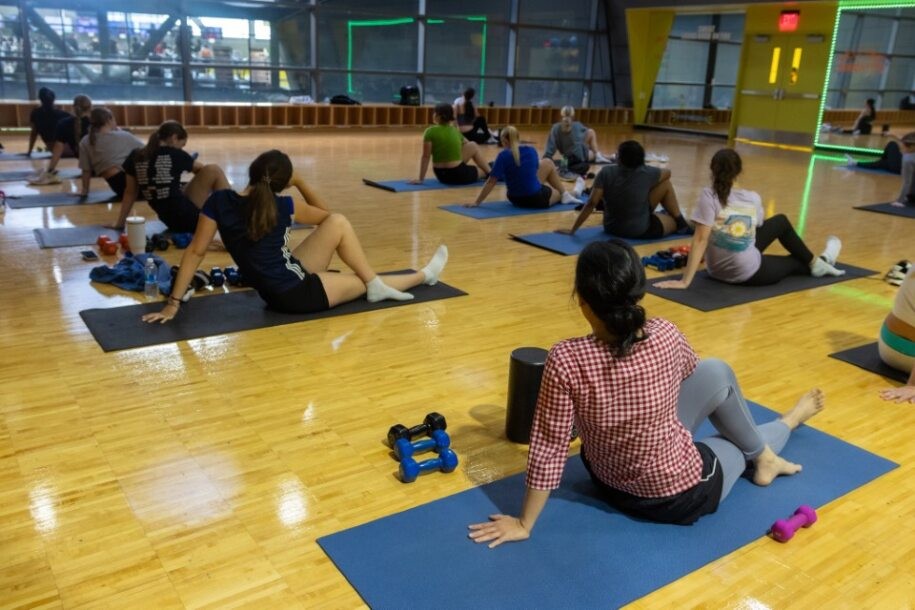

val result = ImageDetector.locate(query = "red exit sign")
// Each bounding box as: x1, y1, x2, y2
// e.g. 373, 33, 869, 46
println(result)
779, 10, 800, 32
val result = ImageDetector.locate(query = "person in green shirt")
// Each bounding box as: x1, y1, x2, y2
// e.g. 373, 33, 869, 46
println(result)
409, 103, 490, 185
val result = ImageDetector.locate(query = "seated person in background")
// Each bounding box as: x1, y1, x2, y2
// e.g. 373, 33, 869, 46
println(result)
879, 265, 915, 404
657, 148, 844, 291
894, 145, 915, 208
840, 98, 876, 135
558, 140, 689, 239
409, 103, 489, 186
143, 150, 449, 323
543, 106, 613, 173
468, 126, 583, 209
453, 88, 497, 145
112, 120, 230, 232
899, 91, 915, 111
468, 240, 824, 545
31, 94, 92, 185
845, 131, 914, 175
78, 107, 144, 199
27, 87, 68, 156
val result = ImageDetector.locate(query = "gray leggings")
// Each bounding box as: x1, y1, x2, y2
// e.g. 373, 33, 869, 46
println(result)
678, 359, 790, 501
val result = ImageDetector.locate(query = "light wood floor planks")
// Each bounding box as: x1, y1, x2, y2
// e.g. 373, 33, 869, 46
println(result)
0, 127, 913, 608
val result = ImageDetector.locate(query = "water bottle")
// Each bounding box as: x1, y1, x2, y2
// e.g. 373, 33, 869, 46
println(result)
144, 257, 158, 299
560, 156, 568, 173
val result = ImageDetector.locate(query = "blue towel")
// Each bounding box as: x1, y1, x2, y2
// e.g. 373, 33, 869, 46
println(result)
89, 253, 172, 294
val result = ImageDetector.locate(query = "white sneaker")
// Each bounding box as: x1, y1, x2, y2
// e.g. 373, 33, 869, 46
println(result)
844, 154, 857, 167
572, 176, 586, 198
28, 170, 61, 186
561, 191, 582, 205
595, 152, 614, 164
820, 236, 841, 266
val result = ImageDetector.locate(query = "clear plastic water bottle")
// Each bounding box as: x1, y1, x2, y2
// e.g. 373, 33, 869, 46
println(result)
144, 258, 158, 299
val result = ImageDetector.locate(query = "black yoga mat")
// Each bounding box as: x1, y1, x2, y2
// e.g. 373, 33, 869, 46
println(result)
80, 278, 467, 351
0, 167, 80, 183
34, 222, 167, 249
7, 190, 117, 209
644, 263, 877, 312
853, 203, 915, 219
0, 151, 51, 161
828, 343, 908, 383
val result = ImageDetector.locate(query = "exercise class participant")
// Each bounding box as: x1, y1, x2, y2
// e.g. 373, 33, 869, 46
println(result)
77, 107, 143, 199
26, 87, 68, 156
112, 120, 229, 232
409, 103, 489, 186
143, 150, 449, 323
558, 140, 689, 238
657, 148, 845, 291
468, 240, 825, 545
543, 106, 613, 173
453, 88, 497, 145
467, 125, 583, 209
840, 98, 876, 135
30, 94, 92, 185
845, 132, 915, 175
879, 265, 915, 404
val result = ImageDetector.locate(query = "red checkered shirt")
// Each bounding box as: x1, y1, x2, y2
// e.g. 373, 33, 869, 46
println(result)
526, 318, 703, 498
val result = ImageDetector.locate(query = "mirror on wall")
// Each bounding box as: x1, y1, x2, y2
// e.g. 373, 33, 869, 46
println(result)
645, 13, 745, 136
816, 6, 915, 153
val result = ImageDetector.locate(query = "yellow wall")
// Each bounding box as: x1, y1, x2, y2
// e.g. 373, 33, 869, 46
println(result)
626, 9, 675, 124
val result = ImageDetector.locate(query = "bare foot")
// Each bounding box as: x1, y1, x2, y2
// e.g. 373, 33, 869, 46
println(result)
779, 388, 825, 431
753, 446, 802, 486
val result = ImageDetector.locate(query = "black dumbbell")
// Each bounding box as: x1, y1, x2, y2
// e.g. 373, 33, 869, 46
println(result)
387, 412, 447, 447
399, 448, 459, 483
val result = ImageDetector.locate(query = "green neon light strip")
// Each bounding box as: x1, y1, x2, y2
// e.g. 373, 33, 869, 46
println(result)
815, 1, 912, 154
795, 155, 817, 237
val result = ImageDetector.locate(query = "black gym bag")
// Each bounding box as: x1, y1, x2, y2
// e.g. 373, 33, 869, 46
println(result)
330, 94, 361, 105
399, 85, 420, 106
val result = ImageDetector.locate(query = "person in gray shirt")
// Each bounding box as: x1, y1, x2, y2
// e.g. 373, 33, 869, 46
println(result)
543, 106, 613, 173
559, 140, 689, 239
77, 107, 143, 199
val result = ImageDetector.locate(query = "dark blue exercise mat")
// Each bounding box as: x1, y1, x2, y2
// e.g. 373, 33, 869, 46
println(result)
317, 401, 897, 610
0, 167, 80, 183
828, 342, 909, 383
0, 151, 51, 161
79, 277, 467, 352
644, 264, 877, 312
7, 190, 117, 209
837, 163, 896, 175
33, 221, 168, 249
511, 225, 686, 256
362, 178, 483, 192
440, 201, 578, 219
853, 203, 915, 219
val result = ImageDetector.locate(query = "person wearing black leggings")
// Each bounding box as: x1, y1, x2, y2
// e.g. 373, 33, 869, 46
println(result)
657, 148, 845, 291
845, 132, 915, 175
453, 88, 496, 145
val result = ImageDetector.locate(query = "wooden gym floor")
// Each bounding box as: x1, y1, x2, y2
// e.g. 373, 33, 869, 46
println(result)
0, 126, 913, 608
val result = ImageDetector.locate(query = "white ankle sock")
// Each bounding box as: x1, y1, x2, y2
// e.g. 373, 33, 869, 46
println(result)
572, 176, 585, 198
421, 245, 449, 285
820, 236, 841, 265
561, 191, 582, 204
810, 257, 845, 278
366, 277, 414, 302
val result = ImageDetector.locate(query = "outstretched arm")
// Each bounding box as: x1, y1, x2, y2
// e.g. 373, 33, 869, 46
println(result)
557, 186, 602, 235
409, 140, 433, 184
468, 488, 550, 548
111, 174, 139, 229
656, 223, 711, 289
467, 175, 498, 207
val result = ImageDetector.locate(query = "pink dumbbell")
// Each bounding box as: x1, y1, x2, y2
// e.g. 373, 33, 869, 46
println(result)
770, 505, 817, 542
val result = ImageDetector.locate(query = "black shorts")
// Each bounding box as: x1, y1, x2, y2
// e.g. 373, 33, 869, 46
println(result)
149, 195, 200, 234
508, 184, 553, 209
264, 273, 330, 314
105, 171, 127, 200
605, 213, 665, 240
433, 163, 479, 185
581, 442, 723, 525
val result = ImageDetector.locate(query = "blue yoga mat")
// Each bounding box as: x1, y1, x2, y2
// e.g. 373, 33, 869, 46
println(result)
317, 402, 896, 609
440, 201, 578, 219
512, 225, 687, 255
363, 178, 483, 192
854, 203, 915, 219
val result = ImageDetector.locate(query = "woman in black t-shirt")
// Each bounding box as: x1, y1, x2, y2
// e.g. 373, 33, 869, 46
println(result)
112, 120, 230, 232
27, 87, 68, 155
142, 150, 449, 322
30, 94, 92, 185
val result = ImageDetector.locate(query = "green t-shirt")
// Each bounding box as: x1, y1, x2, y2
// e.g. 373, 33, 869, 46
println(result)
423, 124, 463, 163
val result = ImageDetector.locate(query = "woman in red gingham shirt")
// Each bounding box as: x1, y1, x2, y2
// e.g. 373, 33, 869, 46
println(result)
470, 240, 824, 546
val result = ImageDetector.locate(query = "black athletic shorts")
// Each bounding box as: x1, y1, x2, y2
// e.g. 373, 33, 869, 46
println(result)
604, 212, 665, 240
149, 195, 200, 234
508, 184, 552, 209
264, 273, 330, 314
105, 171, 127, 200
433, 163, 479, 185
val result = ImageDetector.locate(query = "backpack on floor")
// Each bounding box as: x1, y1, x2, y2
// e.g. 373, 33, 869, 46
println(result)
399, 85, 420, 106
330, 94, 361, 105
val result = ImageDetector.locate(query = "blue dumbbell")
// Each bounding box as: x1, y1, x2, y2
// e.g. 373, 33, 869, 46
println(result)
641, 254, 674, 272
393, 429, 450, 461
224, 266, 243, 286
399, 448, 459, 483
210, 266, 225, 287
171, 233, 192, 248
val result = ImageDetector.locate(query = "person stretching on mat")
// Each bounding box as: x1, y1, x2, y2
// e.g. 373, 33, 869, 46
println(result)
543, 106, 614, 175
77, 107, 143, 200
844, 131, 915, 176
408, 103, 489, 186
657, 148, 844, 291
111, 120, 230, 232
558, 140, 689, 238
878, 265, 915, 403
468, 240, 825, 545
26, 87, 67, 156
466, 126, 584, 209
143, 149, 449, 323
453, 88, 497, 145
30, 94, 92, 185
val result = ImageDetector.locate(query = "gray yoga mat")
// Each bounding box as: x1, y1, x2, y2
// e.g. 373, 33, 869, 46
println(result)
80, 278, 467, 352
853, 203, 915, 219
828, 343, 908, 383
7, 190, 117, 209
0, 167, 81, 183
0, 151, 51, 161
644, 263, 877, 312
34, 221, 168, 249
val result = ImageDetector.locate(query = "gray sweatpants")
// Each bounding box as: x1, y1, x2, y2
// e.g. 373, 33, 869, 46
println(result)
900, 156, 915, 204
677, 359, 790, 501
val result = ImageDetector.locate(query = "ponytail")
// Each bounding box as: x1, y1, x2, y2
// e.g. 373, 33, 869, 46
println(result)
502, 125, 521, 166
709, 148, 742, 206
88, 107, 113, 148
136, 120, 187, 163
244, 149, 293, 241
72, 94, 91, 150
462, 87, 476, 122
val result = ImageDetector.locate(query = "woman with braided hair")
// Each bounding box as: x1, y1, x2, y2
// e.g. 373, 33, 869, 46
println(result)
468, 240, 825, 545
143, 150, 448, 323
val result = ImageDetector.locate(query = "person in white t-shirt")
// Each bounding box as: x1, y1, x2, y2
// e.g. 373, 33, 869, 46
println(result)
658, 148, 844, 290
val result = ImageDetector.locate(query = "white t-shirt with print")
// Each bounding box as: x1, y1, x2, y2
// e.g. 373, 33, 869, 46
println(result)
691, 186, 764, 283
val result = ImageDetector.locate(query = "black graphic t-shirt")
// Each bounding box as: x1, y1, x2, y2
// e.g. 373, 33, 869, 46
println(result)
124, 146, 195, 203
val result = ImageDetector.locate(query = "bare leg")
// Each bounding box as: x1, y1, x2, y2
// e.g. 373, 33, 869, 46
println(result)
537, 158, 563, 204
462, 141, 489, 178
648, 178, 683, 235
47, 141, 65, 172
182, 164, 232, 208
584, 128, 600, 160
